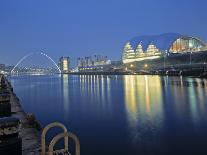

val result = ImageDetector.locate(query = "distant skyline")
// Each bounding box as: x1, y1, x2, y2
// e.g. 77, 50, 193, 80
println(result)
0, 0, 207, 67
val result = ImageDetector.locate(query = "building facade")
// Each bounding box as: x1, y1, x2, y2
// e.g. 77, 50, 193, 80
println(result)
122, 33, 207, 64
0, 64, 5, 72
77, 55, 111, 72
59, 57, 70, 73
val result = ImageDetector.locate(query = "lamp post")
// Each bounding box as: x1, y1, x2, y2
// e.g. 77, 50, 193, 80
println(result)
164, 50, 167, 72
130, 64, 134, 72
190, 51, 192, 66
164, 55, 165, 72
144, 64, 148, 71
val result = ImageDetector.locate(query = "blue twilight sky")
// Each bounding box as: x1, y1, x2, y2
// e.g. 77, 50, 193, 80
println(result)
0, 0, 207, 67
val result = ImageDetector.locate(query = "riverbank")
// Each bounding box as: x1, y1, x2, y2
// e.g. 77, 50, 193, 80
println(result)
2, 75, 41, 155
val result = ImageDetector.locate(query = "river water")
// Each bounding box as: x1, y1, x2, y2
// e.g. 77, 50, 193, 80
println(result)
10, 75, 207, 155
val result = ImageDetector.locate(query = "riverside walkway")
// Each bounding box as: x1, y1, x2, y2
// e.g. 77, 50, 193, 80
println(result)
0, 75, 41, 155
11, 89, 41, 155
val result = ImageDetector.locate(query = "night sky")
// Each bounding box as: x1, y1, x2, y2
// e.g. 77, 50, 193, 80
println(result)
0, 0, 207, 67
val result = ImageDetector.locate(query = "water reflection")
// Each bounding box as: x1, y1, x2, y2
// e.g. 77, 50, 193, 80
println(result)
124, 75, 137, 122
106, 76, 111, 106
162, 77, 207, 123
123, 75, 207, 153
62, 74, 69, 118
123, 75, 164, 143
78, 75, 112, 115
10, 75, 207, 154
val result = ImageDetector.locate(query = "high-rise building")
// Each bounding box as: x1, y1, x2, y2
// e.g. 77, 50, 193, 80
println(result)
59, 57, 70, 73
0, 64, 5, 72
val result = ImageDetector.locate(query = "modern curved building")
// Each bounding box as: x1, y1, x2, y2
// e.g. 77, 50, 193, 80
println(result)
122, 33, 207, 64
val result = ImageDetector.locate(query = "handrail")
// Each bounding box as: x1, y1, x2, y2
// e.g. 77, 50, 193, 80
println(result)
41, 122, 68, 155
48, 132, 80, 155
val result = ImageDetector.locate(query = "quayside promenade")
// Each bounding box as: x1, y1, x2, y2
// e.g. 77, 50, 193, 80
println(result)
0, 74, 40, 155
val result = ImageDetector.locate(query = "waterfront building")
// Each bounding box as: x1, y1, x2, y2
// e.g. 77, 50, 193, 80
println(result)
0, 64, 5, 72
77, 55, 111, 72
59, 57, 70, 73
122, 33, 207, 64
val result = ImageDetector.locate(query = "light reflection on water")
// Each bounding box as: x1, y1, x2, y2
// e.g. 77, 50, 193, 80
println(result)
162, 77, 207, 124
10, 75, 207, 155
78, 75, 112, 116
62, 74, 69, 119
123, 75, 164, 145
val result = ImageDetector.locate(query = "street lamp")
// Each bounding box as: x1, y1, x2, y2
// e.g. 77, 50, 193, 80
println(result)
129, 64, 135, 73
164, 50, 167, 72
190, 51, 193, 65
130, 64, 134, 68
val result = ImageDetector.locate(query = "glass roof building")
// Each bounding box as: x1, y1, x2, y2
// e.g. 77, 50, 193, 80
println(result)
122, 33, 206, 64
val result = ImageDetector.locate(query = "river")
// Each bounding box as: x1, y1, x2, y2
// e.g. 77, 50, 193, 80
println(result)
10, 75, 207, 155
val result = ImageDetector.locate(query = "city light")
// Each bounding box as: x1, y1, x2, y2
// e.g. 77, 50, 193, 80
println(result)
1, 1, 207, 154
130, 64, 134, 68
122, 34, 206, 64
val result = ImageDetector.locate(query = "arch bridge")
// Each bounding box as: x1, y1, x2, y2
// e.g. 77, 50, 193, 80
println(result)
11, 52, 61, 74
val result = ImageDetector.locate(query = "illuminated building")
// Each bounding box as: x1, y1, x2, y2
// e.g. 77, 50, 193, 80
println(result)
122, 33, 207, 64
0, 64, 5, 72
77, 55, 111, 72
59, 57, 70, 73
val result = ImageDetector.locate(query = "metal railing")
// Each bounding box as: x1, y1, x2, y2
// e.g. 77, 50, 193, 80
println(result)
48, 132, 80, 155
41, 122, 80, 155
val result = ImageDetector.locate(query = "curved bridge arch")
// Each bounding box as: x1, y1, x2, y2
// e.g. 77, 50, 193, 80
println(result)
11, 52, 61, 74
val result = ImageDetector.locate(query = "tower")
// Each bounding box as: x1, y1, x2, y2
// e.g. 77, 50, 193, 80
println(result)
59, 57, 70, 73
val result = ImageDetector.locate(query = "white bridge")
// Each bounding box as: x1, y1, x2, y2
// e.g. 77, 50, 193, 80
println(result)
11, 52, 61, 74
